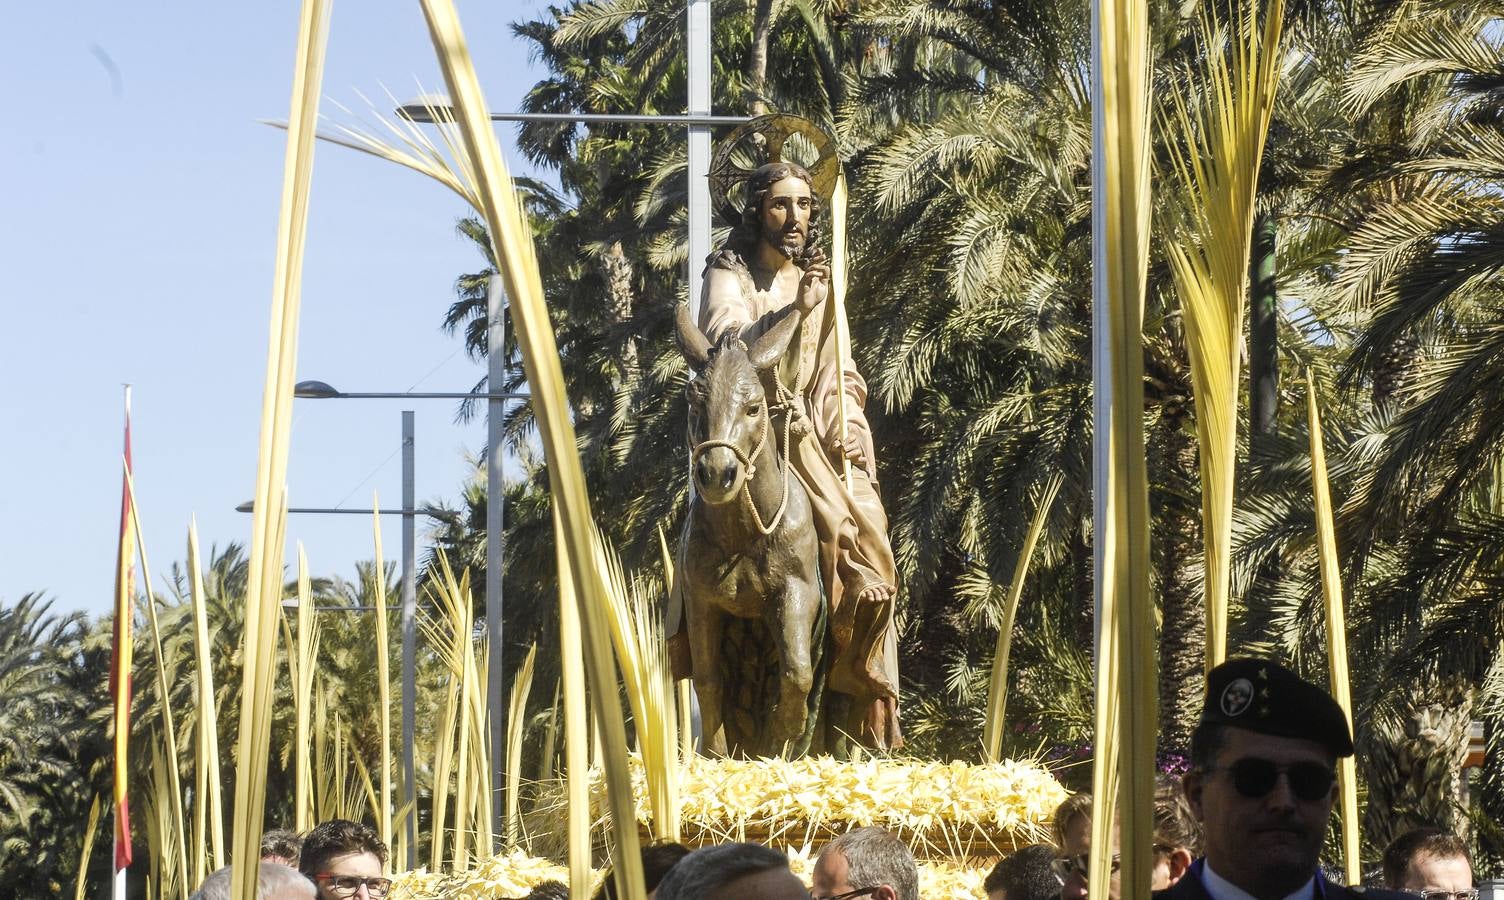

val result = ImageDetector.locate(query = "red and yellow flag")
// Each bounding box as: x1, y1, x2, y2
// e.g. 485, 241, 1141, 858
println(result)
110, 387, 134, 871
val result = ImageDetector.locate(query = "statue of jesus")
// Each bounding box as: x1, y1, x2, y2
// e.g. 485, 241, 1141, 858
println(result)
698, 161, 902, 749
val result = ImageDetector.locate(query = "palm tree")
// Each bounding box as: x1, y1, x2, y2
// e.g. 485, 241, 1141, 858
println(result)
0, 593, 107, 889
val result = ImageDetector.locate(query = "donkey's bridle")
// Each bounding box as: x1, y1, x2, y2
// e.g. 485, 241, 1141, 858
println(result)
689, 385, 795, 536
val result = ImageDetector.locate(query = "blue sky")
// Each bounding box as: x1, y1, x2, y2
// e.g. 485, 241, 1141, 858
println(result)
1, 1, 561, 616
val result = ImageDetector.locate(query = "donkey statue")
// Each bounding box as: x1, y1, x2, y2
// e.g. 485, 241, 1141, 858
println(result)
670, 302, 829, 757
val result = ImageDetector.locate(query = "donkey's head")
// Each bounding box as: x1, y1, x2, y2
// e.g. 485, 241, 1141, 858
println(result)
676, 303, 800, 505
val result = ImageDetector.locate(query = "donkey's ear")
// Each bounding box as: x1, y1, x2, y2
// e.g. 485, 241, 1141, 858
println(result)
747, 306, 801, 372
675, 303, 711, 373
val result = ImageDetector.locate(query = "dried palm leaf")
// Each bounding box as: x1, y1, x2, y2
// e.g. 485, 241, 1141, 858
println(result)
1090, 0, 1157, 889
1160, 0, 1285, 670
553, 507, 593, 899
1306, 369, 1360, 883
187, 520, 226, 876
371, 501, 394, 856
123, 468, 190, 895
983, 473, 1063, 763
293, 544, 320, 831
415, 4, 645, 896
658, 526, 695, 765
233, 0, 330, 896
505, 644, 538, 848
826, 171, 854, 489
75, 793, 102, 900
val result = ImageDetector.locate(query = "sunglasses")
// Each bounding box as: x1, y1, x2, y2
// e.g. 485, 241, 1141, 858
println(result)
809, 889, 877, 900
1050, 853, 1119, 884
1204, 758, 1336, 802
1416, 892, 1478, 900
314, 875, 392, 898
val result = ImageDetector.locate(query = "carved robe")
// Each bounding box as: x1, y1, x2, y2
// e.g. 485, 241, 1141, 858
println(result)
698, 254, 902, 749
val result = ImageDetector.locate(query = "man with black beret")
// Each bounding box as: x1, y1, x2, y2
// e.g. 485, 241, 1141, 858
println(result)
1154, 658, 1408, 900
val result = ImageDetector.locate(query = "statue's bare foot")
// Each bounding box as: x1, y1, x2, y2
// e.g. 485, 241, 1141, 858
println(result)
856, 580, 897, 606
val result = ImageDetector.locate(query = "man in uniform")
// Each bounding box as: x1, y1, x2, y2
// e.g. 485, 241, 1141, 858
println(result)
1156, 659, 1409, 900
696, 160, 901, 747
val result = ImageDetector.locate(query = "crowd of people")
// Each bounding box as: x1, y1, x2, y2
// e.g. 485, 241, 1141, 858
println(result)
192, 658, 1483, 900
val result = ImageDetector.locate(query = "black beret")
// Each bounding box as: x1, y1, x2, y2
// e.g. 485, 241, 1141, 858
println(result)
1200, 658, 1354, 757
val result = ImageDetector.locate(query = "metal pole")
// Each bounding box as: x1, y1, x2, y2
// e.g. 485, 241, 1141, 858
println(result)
687, 0, 712, 321
486, 274, 508, 848
397, 107, 750, 127
400, 411, 417, 868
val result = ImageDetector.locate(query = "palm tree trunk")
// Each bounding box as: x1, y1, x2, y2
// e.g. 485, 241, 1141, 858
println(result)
747, 0, 776, 116
1361, 677, 1473, 848
604, 241, 636, 373
1247, 212, 1283, 645
1154, 403, 1203, 755
1249, 212, 1278, 452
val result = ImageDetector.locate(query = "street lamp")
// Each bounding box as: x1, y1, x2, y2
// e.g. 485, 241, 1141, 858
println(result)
394, 93, 748, 127
236, 411, 438, 868
293, 380, 529, 402
296, 276, 516, 852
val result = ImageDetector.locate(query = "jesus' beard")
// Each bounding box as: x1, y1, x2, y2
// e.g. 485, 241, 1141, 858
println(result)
762, 225, 806, 261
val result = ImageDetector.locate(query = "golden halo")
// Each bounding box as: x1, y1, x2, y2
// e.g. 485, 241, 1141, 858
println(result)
708, 114, 840, 225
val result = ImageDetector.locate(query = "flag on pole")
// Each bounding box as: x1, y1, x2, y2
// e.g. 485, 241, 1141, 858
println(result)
110, 386, 135, 875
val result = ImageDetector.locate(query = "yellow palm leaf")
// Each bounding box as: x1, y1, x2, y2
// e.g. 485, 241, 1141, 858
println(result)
1161, 0, 1286, 671
982, 474, 1063, 763
1090, 0, 1157, 889
415, 3, 645, 897
233, 0, 331, 896
1306, 369, 1360, 883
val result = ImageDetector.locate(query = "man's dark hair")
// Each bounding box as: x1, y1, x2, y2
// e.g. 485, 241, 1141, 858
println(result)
1382, 828, 1472, 889
1189, 721, 1232, 772
297, 819, 388, 882
594, 841, 692, 899
526, 880, 570, 900
983, 844, 1058, 900
1154, 773, 1202, 856
714, 161, 823, 271
654, 843, 790, 900
260, 828, 303, 865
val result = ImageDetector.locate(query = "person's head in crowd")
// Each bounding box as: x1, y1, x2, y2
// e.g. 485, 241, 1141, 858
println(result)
984, 843, 1058, 900
190, 862, 317, 900
1054, 793, 1093, 857
1382, 828, 1475, 898
1054, 819, 1118, 900
1151, 773, 1199, 888
653, 842, 806, 900
1181, 658, 1353, 898
297, 819, 390, 900
594, 841, 692, 900
812, 826, 920, 900
261, 828, 304, 867
526, 880, 570, 900
1050, 770, 1214, 897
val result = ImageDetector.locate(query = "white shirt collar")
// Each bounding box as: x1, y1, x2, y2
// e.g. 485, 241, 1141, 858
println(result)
1201, 861, 1316, 900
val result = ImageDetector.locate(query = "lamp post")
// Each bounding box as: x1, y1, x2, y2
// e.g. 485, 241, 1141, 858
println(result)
236, 412, 450, 868
294, 335, 523, 852
484, 275, 508, 843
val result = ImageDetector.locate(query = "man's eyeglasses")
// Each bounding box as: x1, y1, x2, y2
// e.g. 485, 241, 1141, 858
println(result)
1049, 853, 1120, 884
314, 874, 393, 898
809, 889, 878, 900
1415, 891, 1478, 900
1202, 758, 1336, 802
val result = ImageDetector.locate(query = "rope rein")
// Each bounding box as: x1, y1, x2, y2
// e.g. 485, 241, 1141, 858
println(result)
689, 350, 804, 536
